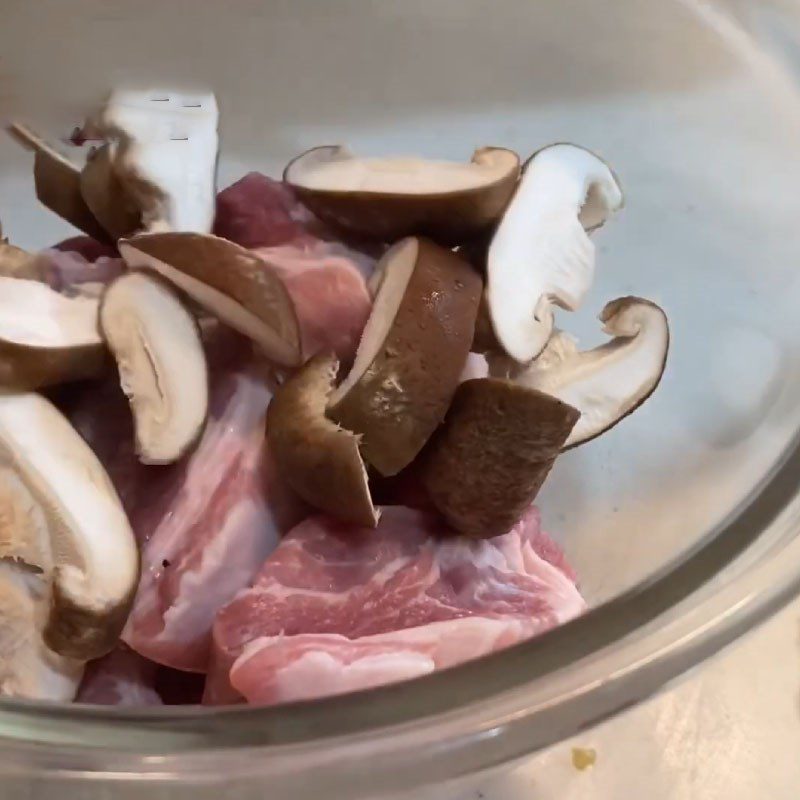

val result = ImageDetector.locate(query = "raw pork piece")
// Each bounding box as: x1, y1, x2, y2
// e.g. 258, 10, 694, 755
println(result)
122, 367, 305, 672
215, 172, 379, 277
59, 329, 260, 525
77, 646, 162, 707
255, 244, 371, 363
38, 247, 125, 292
214, 174, 376, 362
53, 235, 119, 261
206, 506, 585, 705
56, 377, 148, 518
214, 172, 322, 248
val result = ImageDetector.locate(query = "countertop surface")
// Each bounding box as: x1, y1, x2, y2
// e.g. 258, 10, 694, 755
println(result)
459, 594, 800, 800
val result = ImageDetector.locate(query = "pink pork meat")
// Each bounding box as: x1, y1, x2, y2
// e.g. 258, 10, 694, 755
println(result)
215, 173, 375, 362
206, 505, 585, 705
255, 244, 371, 363
214, 172, 322, 248
121, 368, 304, 673
215, 172, 377, 272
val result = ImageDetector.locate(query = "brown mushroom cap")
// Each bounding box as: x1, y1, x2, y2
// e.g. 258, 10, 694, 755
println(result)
284, 146, 520, 245
0, 278, 106, 390
267, 353, 378, 527
7, 123, 110, 242
119, 232, 301, 367
421, 378, 580, 538
328, 237, 482, 476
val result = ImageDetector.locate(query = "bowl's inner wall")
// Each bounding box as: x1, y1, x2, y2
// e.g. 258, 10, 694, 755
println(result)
2, 0, 800, 608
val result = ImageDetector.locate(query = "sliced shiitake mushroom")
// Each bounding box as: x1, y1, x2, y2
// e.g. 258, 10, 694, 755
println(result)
0, 563, 83, 700
267, 353, 378, 527
494, 297, 669, 448
98, 89, 219, 234
80, 143, 142, 240
421, 378, 580, 538
0, 277, 106, 389
328, 237, 482, 476
0, 392, 138, 660
119, 232, 301, 367
100, 271, 208, 464
284, 145, 520, 244
7, 123, 110, 242
487, 143, 624, 363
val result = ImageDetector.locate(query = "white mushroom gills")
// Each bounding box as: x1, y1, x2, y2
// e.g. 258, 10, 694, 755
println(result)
100, 271, 209, 465
0, 392, 138, 659
487, 144, 623, 363
505, 297, 669, 447
100, 89, 219, 233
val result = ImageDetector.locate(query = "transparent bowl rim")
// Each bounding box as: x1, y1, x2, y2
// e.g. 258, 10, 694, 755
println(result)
1, 431, 799, 794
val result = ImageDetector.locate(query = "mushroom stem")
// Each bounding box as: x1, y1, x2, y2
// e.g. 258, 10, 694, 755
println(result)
98, 90, 219, 234
495, 297, 669, 448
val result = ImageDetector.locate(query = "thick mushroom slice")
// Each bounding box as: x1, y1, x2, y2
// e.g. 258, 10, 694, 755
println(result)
7, 123, 109, 242
80, 143, 142, 240
98, 89, 219, 234
0, 277, 105, 390
487, 143, 624, 363
328, 237, 482, 476
284, 145, 520, 244
495, 297, 669, 448
267, 353, 378, 527
421, 379, 580, 538
0, 563, 83, 700
100, 271, 208, 464
119, 232, 301, 366
0, 392, 138, 660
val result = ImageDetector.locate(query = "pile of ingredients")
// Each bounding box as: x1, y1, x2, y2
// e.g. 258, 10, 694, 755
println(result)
0, 90, 668, 706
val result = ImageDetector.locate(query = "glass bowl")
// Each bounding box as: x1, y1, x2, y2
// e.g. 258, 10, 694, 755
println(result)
2, 0, 800, 796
